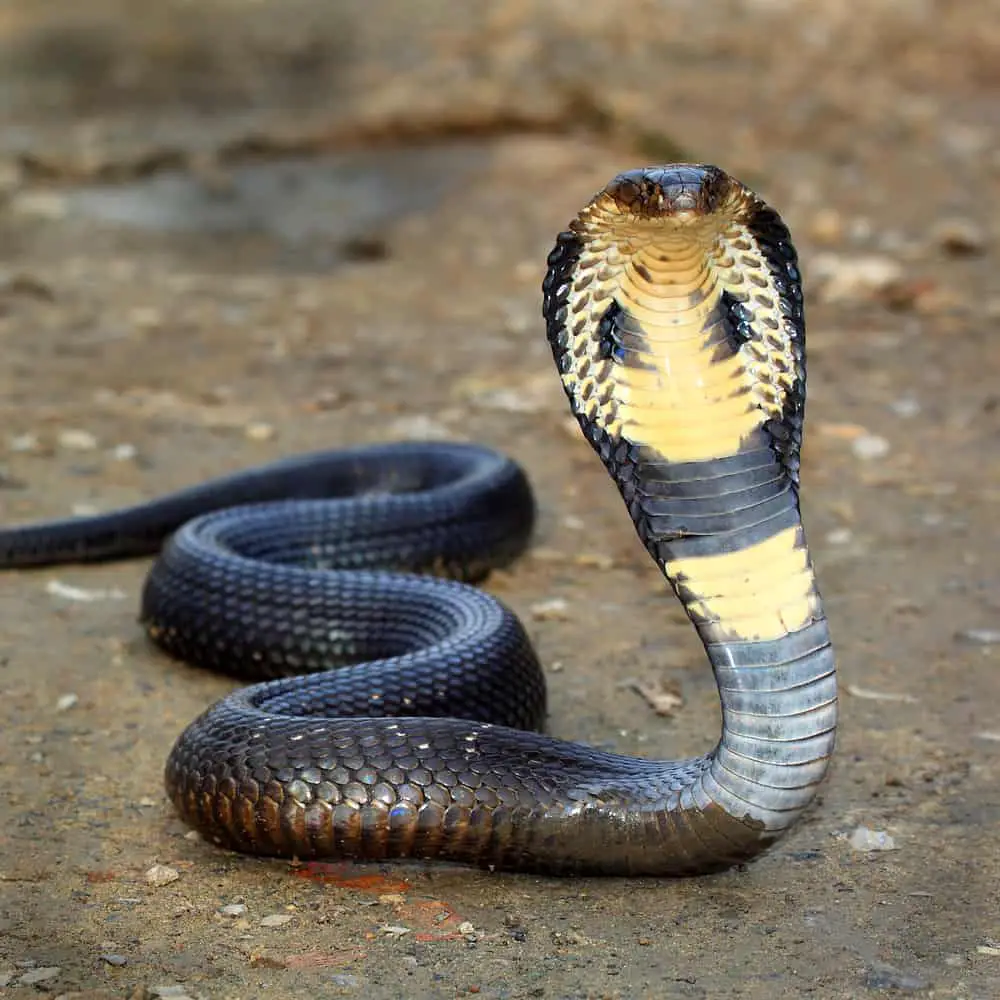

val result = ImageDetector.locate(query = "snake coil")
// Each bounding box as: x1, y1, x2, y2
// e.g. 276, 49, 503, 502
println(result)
0, 164, 836, 876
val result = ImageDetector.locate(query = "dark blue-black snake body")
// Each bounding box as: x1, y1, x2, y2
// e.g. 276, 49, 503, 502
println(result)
0, 165, 837, 876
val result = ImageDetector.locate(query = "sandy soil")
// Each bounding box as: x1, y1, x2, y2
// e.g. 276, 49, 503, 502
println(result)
1, 2, 999, 997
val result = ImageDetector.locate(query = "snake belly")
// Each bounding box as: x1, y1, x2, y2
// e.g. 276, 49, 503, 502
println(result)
0, 164, 836, 877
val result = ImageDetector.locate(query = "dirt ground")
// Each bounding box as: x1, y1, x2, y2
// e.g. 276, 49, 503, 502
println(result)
1, 2, 999, 998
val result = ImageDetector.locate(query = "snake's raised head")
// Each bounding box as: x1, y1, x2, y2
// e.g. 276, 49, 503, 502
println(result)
603, 164, 734, 220
570, 164, 760, 248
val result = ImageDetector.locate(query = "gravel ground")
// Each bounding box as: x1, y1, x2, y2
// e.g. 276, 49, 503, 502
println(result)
1, 2, 999, 998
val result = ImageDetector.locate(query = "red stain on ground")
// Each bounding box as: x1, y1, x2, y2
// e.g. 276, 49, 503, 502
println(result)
282, 948, 367, 969
290, 863, 471, 942
291, 862, 411, 894
397, 898, 469, 941
85, 870, 118, 883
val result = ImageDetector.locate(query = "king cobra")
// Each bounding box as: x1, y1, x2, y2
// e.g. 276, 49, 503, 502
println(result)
1, 165, 836, 876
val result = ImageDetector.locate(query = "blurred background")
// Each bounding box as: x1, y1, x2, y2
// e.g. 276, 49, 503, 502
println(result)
2, 2, 1000, 999
1, 0, 996, 178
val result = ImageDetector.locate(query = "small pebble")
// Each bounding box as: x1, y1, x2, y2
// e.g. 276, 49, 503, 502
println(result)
9, 433, 41, 453
144, 864, 180, 886
46, 580, 127, 602
631, 677, 684, 717
387, 414, 453, 440
863, 961, 927, 991
379, 924, 411, 938
12, 191, 67, 218
259, 913, 293, 928
955, 628, 1000, 645
808, 208, 844, 245
825, 528, 853, 546
129, 306, 163, 330
56, 693, 79, 711
328, 974, 360, 987
458, 921, 476, 936
110, 443, 138, 462
99, 954, 128, 967
219, 903, 248, 917
811, 253, 903, 305
150, 986, 193, 999
849, 826, 896, 852
19, 967, 61, 985
931, 217, 987, 256
530, 597, 570, 621
851, 434, 891, 461
57, 429, 99, 451
244, 422, 276, 442
888, 397, 921, 418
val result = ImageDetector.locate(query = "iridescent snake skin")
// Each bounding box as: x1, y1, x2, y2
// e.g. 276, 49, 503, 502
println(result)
0, 165, 836, 876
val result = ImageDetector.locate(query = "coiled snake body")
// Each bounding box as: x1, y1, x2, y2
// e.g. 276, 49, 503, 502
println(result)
1, 165, 836, 876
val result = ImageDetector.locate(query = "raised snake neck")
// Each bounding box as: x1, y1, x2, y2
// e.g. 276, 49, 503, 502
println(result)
0, 164, 836, 876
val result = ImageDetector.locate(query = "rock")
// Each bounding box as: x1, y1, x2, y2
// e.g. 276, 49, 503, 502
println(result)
11, 191, 67, 219
19, 967, 61, 985
57, 429, 99, 451
863, 961, 927, 991
220, 903, 248, 917
849, 826, 896, 852
529, 597, 570, 621
379, 924, 411, 938
45, 580, 127, 603
808, 208, 844, 245
8, 433, 41, 453
811, 253, 904, 305
851, 434, 891, 461
110, 443, 139, 462
955, 628, 1000, 645
386, 414, 452, 440
244, 421, 276, 442
888, 397, 921, 419
144, 864, 181, 886
260, 913, 293, 928
930, 217, 987, 257
630, 677, 684, 717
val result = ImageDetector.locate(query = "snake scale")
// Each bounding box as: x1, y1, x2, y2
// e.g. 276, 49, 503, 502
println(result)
1, 165, 836, 876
